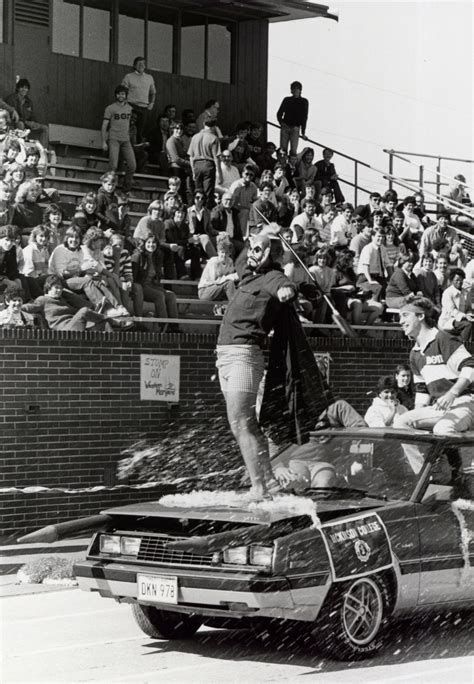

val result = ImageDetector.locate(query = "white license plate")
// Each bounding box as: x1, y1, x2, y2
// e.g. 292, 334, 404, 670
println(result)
137, 574, 178, 604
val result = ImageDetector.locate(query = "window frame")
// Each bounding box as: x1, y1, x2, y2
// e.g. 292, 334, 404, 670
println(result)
49, 0, 237, 82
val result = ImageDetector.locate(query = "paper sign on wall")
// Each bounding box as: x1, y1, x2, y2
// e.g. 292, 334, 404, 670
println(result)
140, 355, 180, 402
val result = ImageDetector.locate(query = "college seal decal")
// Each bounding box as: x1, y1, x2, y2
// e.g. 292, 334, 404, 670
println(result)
354, 539, 371, 563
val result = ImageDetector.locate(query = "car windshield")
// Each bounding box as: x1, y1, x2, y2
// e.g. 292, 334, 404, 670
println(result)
273, 435, 433, 501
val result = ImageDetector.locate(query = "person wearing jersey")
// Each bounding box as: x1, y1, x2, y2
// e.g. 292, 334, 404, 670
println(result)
101, 85, 136, 192
394, 296, 474, 434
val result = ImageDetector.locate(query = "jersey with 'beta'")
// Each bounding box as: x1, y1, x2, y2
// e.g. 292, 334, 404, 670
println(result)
103, 102, 133, 142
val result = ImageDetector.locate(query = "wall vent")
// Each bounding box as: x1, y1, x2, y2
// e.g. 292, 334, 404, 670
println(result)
15, 0, 50, 27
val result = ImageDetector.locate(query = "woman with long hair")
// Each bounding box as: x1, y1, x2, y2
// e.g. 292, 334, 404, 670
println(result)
20, 225, 49, 296
72, 192, 101, 236
42, 203, 66, 253
12, 179, 43, 242
131, 233, 178, 321
332, 249, 384, 325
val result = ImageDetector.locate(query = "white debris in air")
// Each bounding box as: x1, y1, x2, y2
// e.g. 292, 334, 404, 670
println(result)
159, 490, 320, 527
451, 498, 474, 585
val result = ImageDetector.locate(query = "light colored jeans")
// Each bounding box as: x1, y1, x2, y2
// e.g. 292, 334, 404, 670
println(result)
108, 139, 136, 191
280, 124, 300, 156
393, 395, 474, 435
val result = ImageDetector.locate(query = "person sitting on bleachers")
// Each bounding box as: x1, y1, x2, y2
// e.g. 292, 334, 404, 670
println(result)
210, 191, 244, 258
332, 249, 383, 325
290, 198, 322, 243
442, 174, 473, 232
294, 147, 317, 195
20, 226, 49, 298
166, 123, 192, 204
164, 205, 202, 280
0, 285, 36, 328
355, 192, 382, 225
418, 210, 458, 259
22, 143, 48, 180
81, 226, 129, 314
48, 226, 126, 318
12, 179, 43, 244
364, 375, 408, 427
247, 122, 265, 170
1, 138, 23, 176
433, 252, 449, 292
102, 232, 137, 315
248, 182, 278, 231
356, 227, 392, 301
229, 164, 258, 240
23, 274, 118, 332
309, 248, 335, 323
384, 227, 403, 267
188, 189, 218, 258
314, 148, 345, 203
0, 225, 22, 294
6, 79, 49, 149
415, 252, 441, 307
227, 123, 258, 173
438, 268, 473, 344
394, 364, 415, 410
381, 190, 398, 225
96, 171, 121, 233
198, 234, 239, 302
385, 254, 420, 309
329, 202, 355, 249
319, 205, 337, 244
72, 192, 101, 237
42, 203, 67, 253
0, 180, 14, 227
131, 233, 178, 323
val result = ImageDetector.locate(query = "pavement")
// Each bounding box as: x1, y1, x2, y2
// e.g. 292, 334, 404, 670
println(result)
0, 537, 89, 597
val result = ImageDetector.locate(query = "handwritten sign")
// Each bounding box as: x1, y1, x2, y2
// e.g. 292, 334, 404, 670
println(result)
140, 355, 180, 402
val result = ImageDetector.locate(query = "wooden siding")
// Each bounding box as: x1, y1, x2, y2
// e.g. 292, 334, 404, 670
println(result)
0, 43, 15, 97
3, 19, 268, 133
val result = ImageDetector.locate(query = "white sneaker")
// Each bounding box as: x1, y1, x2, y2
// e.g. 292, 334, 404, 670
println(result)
104, 307, 125, 318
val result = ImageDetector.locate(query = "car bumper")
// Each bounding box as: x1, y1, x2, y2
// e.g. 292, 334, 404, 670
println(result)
74, 560, 330, 621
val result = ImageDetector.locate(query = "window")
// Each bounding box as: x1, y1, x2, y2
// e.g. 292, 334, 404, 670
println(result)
181, 14, 205, 80
180, 14, 233, 83
52, 0, 109, 62
83, 3, 110, 62
147, 5, 173, 73
52, 0, 80, 57
207, 22, 232, 83
118, 1, 145, 67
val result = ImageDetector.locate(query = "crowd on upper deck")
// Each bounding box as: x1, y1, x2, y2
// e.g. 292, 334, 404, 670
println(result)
0, 68, 473, 338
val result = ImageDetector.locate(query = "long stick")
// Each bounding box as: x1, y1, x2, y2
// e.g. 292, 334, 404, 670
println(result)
253, 207, 358, 338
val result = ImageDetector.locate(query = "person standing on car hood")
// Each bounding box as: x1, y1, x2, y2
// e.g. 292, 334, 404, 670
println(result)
395, 296, 474, 434
216, 232, 297, 500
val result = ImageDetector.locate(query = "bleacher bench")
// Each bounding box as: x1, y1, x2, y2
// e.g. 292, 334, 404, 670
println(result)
49, 124, 102, 154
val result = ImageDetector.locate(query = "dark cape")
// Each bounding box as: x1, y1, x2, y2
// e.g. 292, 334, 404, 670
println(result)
259, 304, 332, 446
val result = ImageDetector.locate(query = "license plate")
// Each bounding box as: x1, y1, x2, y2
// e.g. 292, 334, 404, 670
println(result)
137, 574, 178, 604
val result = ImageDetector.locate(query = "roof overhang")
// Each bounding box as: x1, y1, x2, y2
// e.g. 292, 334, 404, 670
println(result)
152, 1, 338, 23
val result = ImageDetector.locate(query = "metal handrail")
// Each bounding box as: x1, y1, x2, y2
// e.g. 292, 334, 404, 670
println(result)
384, 149, 473, 164
267, 121, 473, 217
384, 149, 473, 190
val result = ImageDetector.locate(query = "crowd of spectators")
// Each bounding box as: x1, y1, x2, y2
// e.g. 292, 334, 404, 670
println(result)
1, 69, 473, 338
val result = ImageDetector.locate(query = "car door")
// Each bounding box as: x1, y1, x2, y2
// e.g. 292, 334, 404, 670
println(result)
416, 444, 474, 604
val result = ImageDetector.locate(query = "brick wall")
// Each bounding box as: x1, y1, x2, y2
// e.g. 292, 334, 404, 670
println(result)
0, 328, 448, 536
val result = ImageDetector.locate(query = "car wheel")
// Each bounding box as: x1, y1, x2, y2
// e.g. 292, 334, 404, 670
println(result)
315, 576, 391, 660
132, 604, 202, 639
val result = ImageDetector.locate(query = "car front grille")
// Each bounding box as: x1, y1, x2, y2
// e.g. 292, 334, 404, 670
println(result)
136, 535, 215, 568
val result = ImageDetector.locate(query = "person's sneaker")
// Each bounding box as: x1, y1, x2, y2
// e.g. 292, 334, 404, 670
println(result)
213, 303, 228, 317
104, 307, 126, 318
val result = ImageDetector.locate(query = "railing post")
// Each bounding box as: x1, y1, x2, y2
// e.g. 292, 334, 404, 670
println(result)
354, 161, 358, 206
436, 157, 441, 200
388, 152, 393, 191
419, 165, 424, 191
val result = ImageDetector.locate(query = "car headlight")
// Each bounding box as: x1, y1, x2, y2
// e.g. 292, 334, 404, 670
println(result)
223, 546, 248, 565
249, 545, 273, 569
121, 536, 141, 556
100, 534, 121, 554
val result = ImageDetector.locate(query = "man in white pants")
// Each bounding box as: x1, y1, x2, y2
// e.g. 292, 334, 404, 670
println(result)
394, 297, 474, 435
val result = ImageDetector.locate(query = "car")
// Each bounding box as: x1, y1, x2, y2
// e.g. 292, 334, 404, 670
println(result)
70, 428, 474, 660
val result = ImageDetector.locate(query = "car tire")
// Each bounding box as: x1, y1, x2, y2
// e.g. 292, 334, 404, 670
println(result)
132, 604, 202, 639
314, 575, 391, 660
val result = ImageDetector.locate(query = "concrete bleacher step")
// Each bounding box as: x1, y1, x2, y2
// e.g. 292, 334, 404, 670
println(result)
80, 154, 163, 176
50, 163, 168, 190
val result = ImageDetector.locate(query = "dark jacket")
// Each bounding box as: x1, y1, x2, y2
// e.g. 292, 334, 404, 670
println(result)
386, 267, 418, 300
131, 248, 164, 286
164, 219, 191, 246
210, 205, 243, 242
0, 245, 20, 280
217, 263, 297, 347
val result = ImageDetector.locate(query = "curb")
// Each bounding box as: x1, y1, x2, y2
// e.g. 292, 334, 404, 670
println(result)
0, 539, 89, 576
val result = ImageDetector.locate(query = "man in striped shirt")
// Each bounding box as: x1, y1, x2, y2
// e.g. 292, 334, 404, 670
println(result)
394, 296, 474, 434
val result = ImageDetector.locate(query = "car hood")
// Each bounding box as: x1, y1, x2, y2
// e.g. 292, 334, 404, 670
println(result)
102, 497, 385, 526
